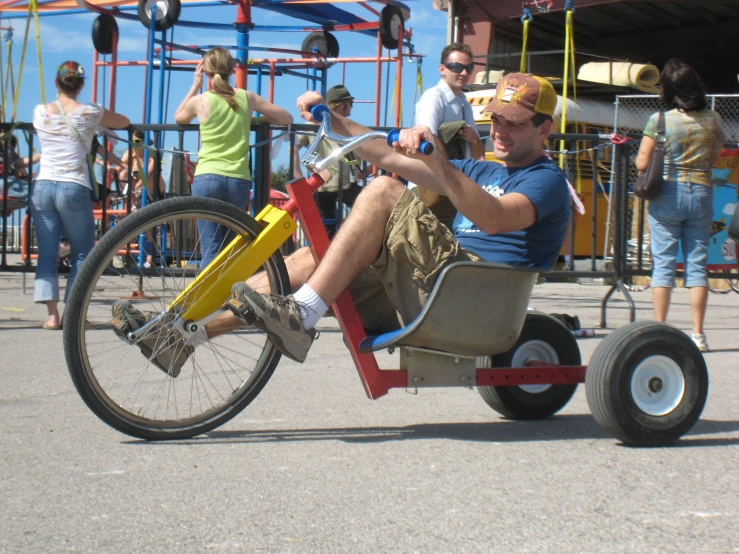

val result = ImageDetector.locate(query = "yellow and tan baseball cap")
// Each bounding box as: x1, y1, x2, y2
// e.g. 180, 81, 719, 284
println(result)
484, 73, 557, 123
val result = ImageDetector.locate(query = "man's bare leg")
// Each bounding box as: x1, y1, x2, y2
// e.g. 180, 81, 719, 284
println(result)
204, 246, 317, 339
205, 175, 404, 344
306, 176, 405, 305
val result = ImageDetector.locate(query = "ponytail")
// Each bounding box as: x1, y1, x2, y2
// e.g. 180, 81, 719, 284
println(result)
211, 73, 238, 111
202, 47, 239, 111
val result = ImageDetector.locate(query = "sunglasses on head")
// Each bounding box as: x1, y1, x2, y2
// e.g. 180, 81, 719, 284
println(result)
444, 62, 474, 74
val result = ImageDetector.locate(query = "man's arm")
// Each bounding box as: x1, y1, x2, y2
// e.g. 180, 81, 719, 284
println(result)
297, 91, 443, 189
422, 149, 537, 235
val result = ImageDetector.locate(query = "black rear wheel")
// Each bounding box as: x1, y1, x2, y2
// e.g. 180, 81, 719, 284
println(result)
586, 321, 708, 446
477, 313, 580, 419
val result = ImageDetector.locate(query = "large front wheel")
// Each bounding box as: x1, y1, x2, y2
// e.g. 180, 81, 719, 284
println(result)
64, 197, 290, 440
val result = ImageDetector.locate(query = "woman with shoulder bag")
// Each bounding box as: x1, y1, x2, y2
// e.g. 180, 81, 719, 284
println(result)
32, 61, 130, 330
174, 47, 293, 269
635, 58, 723, 352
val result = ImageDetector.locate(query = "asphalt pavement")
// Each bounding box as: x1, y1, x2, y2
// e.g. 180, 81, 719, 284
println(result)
1, 270, 737, 553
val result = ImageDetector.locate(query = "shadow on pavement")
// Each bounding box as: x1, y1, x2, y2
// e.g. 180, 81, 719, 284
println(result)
131, 416, 739, 447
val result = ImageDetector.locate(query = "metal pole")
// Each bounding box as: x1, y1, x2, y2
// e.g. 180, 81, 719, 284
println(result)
92, 49, 99, 103
394, 23, 402, 127
140, 3, 157, 268
109, 31, 118, 111
374, 32, 382, 127
235, 0, 249, 89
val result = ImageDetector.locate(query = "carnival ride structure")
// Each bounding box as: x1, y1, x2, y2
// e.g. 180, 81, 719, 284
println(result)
0, 0, 419, 130
0, 0, 423, 268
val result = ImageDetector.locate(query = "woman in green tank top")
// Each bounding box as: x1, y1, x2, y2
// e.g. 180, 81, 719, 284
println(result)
175, 47, 293, 269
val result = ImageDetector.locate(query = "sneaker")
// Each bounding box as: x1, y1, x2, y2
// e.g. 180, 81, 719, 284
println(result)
227, 283, 316, 363
691, 333, 708, 353
111, 300, 193, 377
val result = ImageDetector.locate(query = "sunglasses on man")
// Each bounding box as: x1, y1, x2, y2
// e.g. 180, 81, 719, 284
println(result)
444, 62, 474, 74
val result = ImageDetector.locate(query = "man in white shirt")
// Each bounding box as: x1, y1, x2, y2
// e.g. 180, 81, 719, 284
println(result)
415, 43, 484, 160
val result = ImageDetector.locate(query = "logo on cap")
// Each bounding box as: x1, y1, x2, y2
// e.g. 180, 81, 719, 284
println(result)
498, 81, 528, 107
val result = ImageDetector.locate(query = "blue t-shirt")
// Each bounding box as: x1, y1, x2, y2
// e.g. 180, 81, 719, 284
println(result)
450, 157, 570, 268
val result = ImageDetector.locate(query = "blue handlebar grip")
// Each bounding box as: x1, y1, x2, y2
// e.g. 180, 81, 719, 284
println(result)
386, 129, 400, 146
386, 129, 435, 155
311, 104, 330, 123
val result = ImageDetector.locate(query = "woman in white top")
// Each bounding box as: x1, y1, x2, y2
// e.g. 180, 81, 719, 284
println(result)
32, 61, 130, 330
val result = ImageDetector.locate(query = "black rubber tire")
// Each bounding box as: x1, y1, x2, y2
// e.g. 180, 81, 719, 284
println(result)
585, 321, 708, 446
301, 31, 339, 68
477, 313, 581, 419
63, 196, 290, 440
137, 0, 181, 32
92, 14, 119, 55
379, 5, 404, 50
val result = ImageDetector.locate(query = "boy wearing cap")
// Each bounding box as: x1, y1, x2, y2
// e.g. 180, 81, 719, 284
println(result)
415, 43, 483, 160
412, 43, 484, 225
293, 84, 364, 237
142, 73, 570, 370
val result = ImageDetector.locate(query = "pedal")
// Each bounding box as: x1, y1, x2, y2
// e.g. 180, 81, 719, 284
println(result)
110, 318, 133, 343
226, 297, 256, 325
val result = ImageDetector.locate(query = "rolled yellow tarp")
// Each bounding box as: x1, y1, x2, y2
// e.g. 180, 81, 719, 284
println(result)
577, 62, 660, 93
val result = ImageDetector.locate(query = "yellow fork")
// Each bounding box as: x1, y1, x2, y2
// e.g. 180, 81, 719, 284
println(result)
169, 204, 296, 323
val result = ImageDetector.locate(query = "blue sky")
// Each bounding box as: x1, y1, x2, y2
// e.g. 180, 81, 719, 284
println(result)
3, 2, 450, 168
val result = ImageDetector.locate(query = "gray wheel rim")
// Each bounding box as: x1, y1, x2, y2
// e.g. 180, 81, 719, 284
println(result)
144, 0, 169, 20
389, 15, 401, 40
511, 339, 557, 394
630, 355, 685, 416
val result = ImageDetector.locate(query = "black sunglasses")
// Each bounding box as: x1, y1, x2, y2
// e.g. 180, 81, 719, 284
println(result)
444, 62, 474, 74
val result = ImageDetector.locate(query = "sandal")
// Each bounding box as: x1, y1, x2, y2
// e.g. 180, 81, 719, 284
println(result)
41, 322, 62, 331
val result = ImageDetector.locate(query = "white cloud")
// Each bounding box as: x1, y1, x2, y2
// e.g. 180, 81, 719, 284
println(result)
36, 19, 146, 54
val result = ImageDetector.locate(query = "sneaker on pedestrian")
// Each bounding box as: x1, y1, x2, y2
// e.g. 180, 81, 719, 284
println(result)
227, 282, 316, 363
691, 333, 708, 353
110, 300, 193, 377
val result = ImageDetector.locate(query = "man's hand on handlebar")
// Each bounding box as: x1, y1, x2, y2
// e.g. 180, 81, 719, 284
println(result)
392, 126, 442, 161
297, 91, 326, 122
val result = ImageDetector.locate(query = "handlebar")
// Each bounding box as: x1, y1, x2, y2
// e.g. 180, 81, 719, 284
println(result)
301, 104, 433, 174
385, 129, 434, 155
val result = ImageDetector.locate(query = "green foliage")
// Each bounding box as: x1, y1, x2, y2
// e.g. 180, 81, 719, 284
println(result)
271, 164, 291, 193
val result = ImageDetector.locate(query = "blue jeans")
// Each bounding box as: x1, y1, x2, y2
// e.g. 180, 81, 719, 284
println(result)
191, 174, 251, 269
648, 180, 713, 288
30, 179, 95, 303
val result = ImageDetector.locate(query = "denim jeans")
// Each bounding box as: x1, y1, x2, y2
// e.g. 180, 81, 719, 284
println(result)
30, 179, 95, 303
191, 174, 251, 269
648, 180, 713, 288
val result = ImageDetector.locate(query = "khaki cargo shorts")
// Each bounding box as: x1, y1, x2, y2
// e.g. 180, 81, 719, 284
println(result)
342, 188, 481, 334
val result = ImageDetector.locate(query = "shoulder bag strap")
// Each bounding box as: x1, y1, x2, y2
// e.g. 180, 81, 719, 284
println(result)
55, 100, 99, 197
